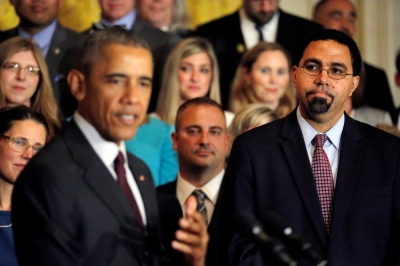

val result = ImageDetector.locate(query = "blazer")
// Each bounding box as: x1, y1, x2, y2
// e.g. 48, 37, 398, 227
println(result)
84, 17, 181, 113
225, 109, 400, 265
11, 121, 173, 266
1, 22, 84, 118
194, 9, 323, 109
157, 176, 232, 266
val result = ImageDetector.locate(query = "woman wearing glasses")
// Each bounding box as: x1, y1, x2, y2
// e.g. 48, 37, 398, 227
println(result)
229, 42, 296, 118
0, 37, 60, 139
0, 105, 48, 266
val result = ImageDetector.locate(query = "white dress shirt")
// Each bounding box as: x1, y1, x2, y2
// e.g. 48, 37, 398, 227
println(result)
74, 112, 147, 225
296, 108, 344, 187
176, 170, 225, 223
239, 7, 280, 50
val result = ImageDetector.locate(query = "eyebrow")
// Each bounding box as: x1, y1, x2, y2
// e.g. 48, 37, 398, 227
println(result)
303, 58, 348, 70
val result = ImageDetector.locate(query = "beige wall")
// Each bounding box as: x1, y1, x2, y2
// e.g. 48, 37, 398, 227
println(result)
281, 0, 400, 106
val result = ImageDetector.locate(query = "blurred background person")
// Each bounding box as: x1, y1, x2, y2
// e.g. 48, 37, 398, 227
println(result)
0, 37, 61, 140
229, 41, 296, 118
0, 0, 83, 118
156, 37, 234, 126
0, 105, 48, 266
228, 103, 278, 144
313, 0, 397, 124
136, 0, 191, 37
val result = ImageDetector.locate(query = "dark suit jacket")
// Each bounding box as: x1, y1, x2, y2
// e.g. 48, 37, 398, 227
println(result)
11, 121, 177, 266
225, 109, 400, 265
363, 62, 397, 124
84, 17, 180, 113
1, 22, 84, 118
157, 176, 232, 266
194, 9, 323, 109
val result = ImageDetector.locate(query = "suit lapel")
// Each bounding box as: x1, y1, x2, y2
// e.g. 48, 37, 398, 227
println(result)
62, 121, 143, 236
46, 23, 67, 74
328, 115, 363, 245
280, 111, 328, 246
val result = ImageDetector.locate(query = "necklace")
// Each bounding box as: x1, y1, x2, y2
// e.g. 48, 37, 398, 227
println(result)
0, 223, 12, 228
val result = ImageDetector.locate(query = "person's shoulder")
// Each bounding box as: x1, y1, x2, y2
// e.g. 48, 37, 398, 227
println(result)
195, 10, 239, 32
279, 9, 323, 30
133, 17, 180, 44
156, 180, 176, 194
352, 118, 400, 145
363, 61, 387, 76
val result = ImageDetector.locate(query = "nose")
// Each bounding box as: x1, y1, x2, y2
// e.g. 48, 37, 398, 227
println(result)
123, 83, 140, 105
191, 69, 200, 82
269, 72, 277, 84
15, 67, 27, 80
314, 69, 329, 87
22, 146, 34, 160
200, 131, 210, 145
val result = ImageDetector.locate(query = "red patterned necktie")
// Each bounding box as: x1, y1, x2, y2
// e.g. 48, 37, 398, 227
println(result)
114, 152, 145, 234
312, 134, 334, 233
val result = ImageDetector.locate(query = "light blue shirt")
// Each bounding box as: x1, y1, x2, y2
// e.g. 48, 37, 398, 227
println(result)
19, 20, 57, 57
296, 107, 344, 186
100, 10, 136, 30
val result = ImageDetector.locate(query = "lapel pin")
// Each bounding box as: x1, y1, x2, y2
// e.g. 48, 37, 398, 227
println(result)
140, 175, 145, 181
236, 43, 245, 54
54, 48, 60, 55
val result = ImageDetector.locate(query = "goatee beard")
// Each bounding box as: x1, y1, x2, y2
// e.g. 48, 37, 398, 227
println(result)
308, 97, 332, 114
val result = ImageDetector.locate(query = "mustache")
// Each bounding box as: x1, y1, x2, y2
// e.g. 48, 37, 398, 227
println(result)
306, 89, 334, 98
194, 146, 214, 154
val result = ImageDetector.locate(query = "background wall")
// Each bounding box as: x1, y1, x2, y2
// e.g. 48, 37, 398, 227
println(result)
1, 0, 399, 106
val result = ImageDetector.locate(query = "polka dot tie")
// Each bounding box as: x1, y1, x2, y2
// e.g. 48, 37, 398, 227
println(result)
312, 134, 334, 233
191, 189, 208, 226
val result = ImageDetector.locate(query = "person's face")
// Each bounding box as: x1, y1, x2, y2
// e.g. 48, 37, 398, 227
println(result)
70, 44, 153, 144
1, 50, 40, 107
0, 120, 46, 184
173, 104, 229, 172
137, 0, 173, 29
245, 50, 290, 109
314, 0, 356, 38
243, 0, 279, 25
178, 52, 212, 103
99, 0, 135, 23
292, 40, 359, 123
11, 0, 61, 28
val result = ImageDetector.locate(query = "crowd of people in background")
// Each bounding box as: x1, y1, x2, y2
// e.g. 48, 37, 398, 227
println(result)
1, 0, 400, 265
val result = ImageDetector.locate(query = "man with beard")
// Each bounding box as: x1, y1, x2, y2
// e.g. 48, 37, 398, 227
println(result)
157, 97, 231, 265
225, 29, 400, 265
194, 0, 322, 109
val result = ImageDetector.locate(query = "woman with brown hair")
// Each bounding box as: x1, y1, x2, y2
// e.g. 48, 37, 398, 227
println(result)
0, 37, 61, 139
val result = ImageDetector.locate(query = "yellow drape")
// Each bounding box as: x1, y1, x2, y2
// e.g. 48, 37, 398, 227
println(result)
0, 0, 241, 32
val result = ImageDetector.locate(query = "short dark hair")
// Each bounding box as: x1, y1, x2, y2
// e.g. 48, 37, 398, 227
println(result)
77, 27, 152, 77
293, 29, 362, 76
396, 50, 400, 74
0, 105, 49, 136
175, 97, 225, 130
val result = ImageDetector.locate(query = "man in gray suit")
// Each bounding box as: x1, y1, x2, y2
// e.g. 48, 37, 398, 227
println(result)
12, 27, 207, 266
1, 0, 84, 118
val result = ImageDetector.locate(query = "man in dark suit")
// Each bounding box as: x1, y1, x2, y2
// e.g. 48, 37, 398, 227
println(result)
0, 0, 84, 118
313, 0, 397, 124
12, 28, 208, 266
194, 0, 323, 109
158, 97, 231, 265
85, 0, 180, 113
226, 29, 400, 265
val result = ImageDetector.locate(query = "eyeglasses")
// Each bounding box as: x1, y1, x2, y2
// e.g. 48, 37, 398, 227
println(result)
2, 62, 40, 76
300, 64, 353, 80
1, 135, 44, 154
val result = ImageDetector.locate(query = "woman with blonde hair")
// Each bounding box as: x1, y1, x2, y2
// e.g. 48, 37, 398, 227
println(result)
156, 37, 233, 125
0, 37, 61, 139
229, 41, 296, 119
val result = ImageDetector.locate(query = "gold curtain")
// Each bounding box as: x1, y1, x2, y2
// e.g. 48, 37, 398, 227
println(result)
0, 0, 241, 32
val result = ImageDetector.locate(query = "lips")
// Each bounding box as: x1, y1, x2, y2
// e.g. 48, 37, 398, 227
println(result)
188, 85, 200, 90
115, 113, 138, 125
12, 86, 26, 91
31, 5, 46, 13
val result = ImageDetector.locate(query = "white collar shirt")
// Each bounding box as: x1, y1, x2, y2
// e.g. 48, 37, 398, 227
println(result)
73, 112, 147, 224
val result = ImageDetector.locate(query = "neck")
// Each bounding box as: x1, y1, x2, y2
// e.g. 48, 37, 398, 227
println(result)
19, 20, 53, 35
299, 106, 343, 133
0, 180, 14, 211
179, 165, 223, 187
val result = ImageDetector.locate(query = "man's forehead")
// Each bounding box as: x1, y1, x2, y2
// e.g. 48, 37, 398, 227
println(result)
302, 40, 351, 62
179, 105, 226, 127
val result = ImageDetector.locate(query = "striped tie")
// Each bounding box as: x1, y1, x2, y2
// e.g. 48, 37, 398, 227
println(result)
191, 189, 208, 226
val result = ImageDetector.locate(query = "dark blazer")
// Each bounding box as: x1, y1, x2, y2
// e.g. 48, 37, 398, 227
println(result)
194, 9, 323, 109
11, 121, 174, 266
84, 17, 181, 113
1, 23, 84, 118
157, 176, 232, 266
363, 62, 397, 124
225, 109, 400, 265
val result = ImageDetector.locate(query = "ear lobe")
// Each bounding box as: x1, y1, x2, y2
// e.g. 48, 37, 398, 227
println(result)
171, 132, 178, 151
68, 69, 86, 102
350, 75, 360, 96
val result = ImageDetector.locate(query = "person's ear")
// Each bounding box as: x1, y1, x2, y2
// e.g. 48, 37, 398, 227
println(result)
171, 131, 178, 151
291, 65, 298, 87
349, 75, 360, 96
395, 73, 400, 88
68, 69, 86, 102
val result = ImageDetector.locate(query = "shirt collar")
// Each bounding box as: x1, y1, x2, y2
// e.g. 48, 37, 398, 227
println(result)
176, 170, 225, 207
18, 20, 57, 57
100, 10, 136, 30
73, 112, 128, 170
296, 107, 344, 150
